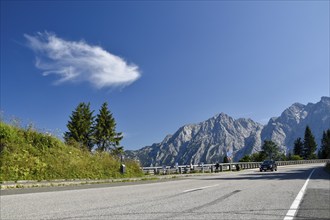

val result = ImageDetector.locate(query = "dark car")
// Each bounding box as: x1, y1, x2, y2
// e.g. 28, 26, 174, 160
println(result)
260, 160, 277, 172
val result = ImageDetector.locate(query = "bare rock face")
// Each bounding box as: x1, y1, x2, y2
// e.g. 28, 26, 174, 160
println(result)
261, 96, 330, 153
127, 113, 263, 166
127, 97, 330, 166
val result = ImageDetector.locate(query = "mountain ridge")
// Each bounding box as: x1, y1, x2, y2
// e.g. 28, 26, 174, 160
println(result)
127, 97, 330, 166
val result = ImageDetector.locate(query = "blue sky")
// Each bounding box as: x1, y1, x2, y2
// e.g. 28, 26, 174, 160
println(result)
1, 1, 329, 150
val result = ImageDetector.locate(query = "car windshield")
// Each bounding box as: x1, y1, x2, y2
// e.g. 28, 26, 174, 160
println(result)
262, 160, 272, 165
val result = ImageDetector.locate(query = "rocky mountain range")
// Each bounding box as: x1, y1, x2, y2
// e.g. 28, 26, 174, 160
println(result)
126, 97, 330, 166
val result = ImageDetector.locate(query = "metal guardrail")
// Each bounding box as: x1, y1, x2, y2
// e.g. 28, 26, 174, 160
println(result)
142, 159, 330, 175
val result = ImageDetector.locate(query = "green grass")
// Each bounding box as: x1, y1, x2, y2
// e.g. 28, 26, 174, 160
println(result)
0, 122, 143, 181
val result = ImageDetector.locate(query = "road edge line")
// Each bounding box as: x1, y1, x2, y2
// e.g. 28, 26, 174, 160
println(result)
283, 168, 315, 220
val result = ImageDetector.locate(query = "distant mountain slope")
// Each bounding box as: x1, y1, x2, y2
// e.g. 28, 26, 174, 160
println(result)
261, 96, 330, 153
127, 97, 330, 166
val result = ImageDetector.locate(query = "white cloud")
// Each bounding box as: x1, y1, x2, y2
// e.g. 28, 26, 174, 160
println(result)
24, 32, 141, 88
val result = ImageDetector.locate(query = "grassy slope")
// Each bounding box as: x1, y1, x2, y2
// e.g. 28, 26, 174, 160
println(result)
0, 122, 142, 181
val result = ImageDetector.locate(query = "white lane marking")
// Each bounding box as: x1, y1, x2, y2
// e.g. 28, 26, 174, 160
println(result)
283, 169, 315, 220
183, 184, 219, 193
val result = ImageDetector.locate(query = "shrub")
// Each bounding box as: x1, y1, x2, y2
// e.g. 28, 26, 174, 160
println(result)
291, 155, 303, 160
239, 155, 251, 162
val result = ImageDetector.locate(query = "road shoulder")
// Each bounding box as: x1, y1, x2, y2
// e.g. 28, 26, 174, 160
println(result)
295, 167, 330, 220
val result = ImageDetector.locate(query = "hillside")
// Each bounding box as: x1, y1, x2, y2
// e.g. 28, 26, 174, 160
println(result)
0, 122, 142, 181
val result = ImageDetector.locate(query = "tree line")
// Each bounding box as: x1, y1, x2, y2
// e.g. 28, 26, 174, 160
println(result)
64, 102, 123, 155
293, 126, 330, 160
240, 126, 330, 162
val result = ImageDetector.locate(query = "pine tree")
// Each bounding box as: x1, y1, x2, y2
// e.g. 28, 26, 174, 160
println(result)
303, 126, 317, 159
319, 129, 330, 159
94, 102, 123, 152
262, 140, 280, 160
250, 151, 267, 162
64, 102, 94, 151
111, 146, 125, 159
293, 137, 304, 157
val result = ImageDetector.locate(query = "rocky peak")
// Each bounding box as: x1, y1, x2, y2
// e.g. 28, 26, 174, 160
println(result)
261, 97, 330, 152
128, 97, 330, 166
320, 96, 330, 104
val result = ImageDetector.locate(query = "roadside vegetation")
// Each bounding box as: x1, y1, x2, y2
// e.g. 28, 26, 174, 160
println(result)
0, 121, 142, 181
0, 102, 143, 182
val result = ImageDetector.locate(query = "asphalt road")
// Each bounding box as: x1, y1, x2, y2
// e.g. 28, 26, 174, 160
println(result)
1, 163, 329, 220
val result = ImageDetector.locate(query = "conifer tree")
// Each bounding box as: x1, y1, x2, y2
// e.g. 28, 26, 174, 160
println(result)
64, 102, 94, 151
293, 137, 303, 157
319, 129, 330, 159
303, 126, 317, 159
94, 102, 123, 152
111, 146, 125, 159
262, 140, 280, 160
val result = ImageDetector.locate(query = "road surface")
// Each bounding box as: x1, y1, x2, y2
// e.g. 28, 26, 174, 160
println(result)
1, 163, 329, 220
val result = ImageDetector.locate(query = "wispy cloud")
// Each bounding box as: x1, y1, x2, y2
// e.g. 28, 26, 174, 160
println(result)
24, 32, 141, 89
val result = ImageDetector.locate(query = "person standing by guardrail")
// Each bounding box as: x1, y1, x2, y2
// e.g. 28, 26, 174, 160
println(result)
215, 163, 220, 172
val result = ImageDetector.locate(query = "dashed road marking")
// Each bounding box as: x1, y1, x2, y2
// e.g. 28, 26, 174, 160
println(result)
183, 184, 219, 193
